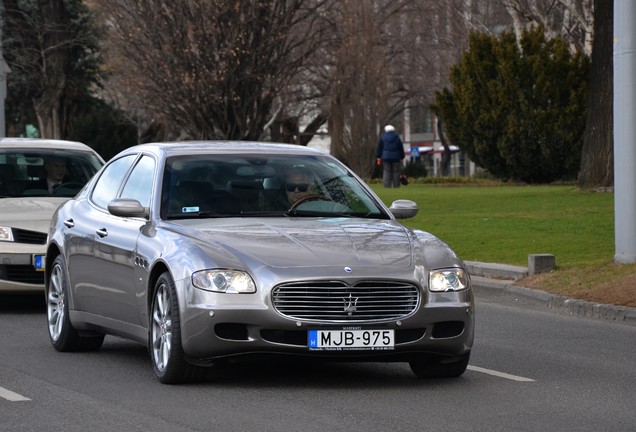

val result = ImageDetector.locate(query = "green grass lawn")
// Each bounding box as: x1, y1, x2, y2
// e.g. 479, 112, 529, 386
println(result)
370, 182, 636, 307
370, 183, 614, 270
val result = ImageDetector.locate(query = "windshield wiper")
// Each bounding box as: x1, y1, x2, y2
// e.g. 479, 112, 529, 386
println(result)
238, 210, 288, 217
284, 208, 352, 218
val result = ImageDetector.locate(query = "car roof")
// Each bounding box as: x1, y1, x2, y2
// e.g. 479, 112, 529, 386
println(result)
0, 137, 99, 153
120, 141, 326, 158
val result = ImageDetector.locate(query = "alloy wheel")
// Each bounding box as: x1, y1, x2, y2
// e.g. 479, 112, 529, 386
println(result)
151, 283, 173, 372
47, 263, 66, 341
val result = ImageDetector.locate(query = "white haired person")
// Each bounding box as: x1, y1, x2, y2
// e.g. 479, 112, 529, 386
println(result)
376, 125, 405, 188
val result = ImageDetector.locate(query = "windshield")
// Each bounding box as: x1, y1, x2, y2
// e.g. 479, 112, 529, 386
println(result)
161, 154, 388, 220
0, 148, 103, 198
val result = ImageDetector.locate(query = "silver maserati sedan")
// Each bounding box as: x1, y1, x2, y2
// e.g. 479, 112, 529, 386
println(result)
45, 141, 474, 383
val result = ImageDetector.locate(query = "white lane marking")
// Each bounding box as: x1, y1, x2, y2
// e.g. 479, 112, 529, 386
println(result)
0, 386, 31, 401
468, 365, 535, 382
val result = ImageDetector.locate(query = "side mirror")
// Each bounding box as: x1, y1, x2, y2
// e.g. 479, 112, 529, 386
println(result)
108, 198, 149, 219
389, 199, 418, 219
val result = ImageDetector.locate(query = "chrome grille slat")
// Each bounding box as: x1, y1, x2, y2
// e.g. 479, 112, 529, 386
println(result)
272, 280, 419, 321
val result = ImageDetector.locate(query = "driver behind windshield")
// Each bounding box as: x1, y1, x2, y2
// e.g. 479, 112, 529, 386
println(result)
41, 156, 68, 195
285, 167, 317, 206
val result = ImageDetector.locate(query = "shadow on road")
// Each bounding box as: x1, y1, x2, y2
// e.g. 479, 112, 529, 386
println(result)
92, 338, 471, 389
0, 293, 46, 313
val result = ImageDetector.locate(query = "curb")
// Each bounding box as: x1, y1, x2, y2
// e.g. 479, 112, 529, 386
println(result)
471, 276, 636, 326
465, 261, 527, 280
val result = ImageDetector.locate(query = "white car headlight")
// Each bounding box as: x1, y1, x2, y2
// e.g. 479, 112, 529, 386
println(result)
192, 269, 256, 293
0, 226, 14, 242
429, 268, 468, 292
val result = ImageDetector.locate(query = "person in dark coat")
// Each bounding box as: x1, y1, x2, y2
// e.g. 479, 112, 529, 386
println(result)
31, 155, 69, 195
376, 125, 405, 188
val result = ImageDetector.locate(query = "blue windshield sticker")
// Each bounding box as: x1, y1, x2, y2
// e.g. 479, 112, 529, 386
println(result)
182, 206, 200, 213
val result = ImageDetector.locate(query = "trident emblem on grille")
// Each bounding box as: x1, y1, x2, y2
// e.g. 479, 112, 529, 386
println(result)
343, 293, 358, 316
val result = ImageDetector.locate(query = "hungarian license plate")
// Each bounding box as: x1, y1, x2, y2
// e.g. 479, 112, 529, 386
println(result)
33, 255, 45, 272
308, 329, 394, 351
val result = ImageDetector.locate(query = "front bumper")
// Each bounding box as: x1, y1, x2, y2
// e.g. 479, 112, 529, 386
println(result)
0, 252, 46, 292
178, 280, 475, 364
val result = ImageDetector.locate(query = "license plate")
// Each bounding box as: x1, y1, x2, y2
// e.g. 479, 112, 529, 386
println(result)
33, 255, 45, 271
308, 329, 394, 351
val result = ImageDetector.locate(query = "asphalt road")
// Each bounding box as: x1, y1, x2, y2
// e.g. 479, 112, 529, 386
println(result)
1, 291, 634, 432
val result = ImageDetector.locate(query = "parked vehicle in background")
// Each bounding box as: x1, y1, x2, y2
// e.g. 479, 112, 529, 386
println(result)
0, 138, 105, 293
45, 141, 474, 383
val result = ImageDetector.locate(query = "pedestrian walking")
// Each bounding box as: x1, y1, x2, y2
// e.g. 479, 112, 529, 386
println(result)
376, 125, 405, 188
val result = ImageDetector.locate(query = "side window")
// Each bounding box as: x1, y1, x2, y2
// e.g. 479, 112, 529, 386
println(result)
91, 155, 137, 209
121, 156, 155, 208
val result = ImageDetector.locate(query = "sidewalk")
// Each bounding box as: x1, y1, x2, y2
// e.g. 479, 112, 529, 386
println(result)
465, 260, 636, 326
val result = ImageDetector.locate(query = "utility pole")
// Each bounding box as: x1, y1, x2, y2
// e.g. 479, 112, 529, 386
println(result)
614, 0, 636, 263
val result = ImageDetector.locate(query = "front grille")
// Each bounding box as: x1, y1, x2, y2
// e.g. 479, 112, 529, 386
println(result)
0, 265, 45, 284
272, 280, 420, 322
12, 228, 47, 245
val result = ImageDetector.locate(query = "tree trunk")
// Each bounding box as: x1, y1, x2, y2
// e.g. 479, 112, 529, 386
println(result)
578, 0, 613, 188
33, 0, 72, 139
34, 88, 65, 139
438, 117, 452, 176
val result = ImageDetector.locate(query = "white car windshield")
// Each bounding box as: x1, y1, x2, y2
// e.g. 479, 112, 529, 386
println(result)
0, 149, 103, 198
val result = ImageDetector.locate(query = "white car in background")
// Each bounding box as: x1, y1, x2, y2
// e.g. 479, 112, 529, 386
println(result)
0, 138, 104, 292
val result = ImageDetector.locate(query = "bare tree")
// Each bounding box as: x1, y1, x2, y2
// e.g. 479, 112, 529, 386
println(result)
266, 46, 331, 146
2, 0, 101, 139
326, 1, 514, 178
93, 0, 333, 142
415, 0, 512, 91
90, 0, 515, 177
500, 0, 594, 54
326, 1, 416, 178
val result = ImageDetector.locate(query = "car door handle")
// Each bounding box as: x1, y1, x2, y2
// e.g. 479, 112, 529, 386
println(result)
96, 228, 108, 238
64, 219, 75, 228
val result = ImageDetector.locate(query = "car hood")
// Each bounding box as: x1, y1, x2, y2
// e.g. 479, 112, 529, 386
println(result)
0, 197, 68, 232
177, 218, 414, 268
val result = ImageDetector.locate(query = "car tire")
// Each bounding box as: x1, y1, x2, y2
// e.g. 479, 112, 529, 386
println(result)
409, 352, 470, 379
47, 254, 104, 352
150, 272, 205, 384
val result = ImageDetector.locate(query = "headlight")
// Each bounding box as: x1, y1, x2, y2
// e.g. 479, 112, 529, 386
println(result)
429, 268, 468, 292
192, 269, 256, 293
0, 226, 14, 242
